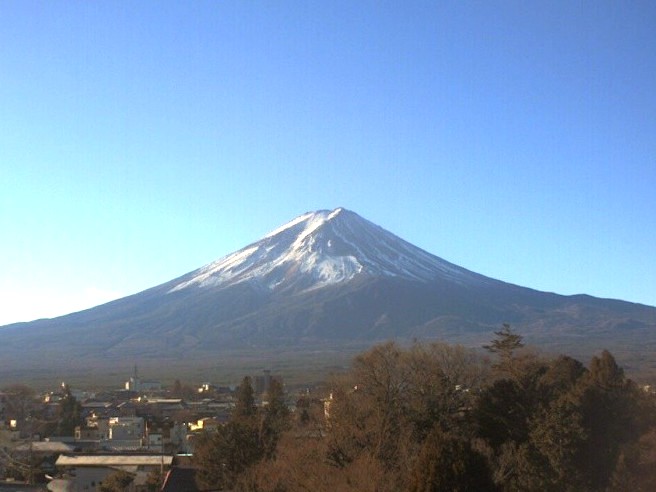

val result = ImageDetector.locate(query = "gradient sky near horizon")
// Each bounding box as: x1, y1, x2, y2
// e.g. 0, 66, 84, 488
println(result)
1, 1, 655, 326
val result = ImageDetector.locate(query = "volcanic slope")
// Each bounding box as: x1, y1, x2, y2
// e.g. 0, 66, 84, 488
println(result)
1, 207, 655, 378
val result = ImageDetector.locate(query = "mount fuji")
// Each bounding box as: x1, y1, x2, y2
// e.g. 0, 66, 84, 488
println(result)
1, 207, 655, 380
169, 207, 490, 294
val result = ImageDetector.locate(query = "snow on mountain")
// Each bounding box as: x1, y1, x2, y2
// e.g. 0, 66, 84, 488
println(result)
169, 208, 486, 294
4, 207, 656, 382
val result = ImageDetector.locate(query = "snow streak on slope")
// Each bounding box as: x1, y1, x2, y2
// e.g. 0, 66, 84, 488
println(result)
169, 208, 488, 294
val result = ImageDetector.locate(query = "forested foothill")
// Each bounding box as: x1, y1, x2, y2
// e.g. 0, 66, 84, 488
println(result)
194, 326, 656, 491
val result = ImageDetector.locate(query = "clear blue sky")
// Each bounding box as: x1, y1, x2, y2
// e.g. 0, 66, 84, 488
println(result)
1, 1, 655, 325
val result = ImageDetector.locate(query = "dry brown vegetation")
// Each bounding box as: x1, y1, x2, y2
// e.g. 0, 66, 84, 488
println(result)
194, 329, 656, 491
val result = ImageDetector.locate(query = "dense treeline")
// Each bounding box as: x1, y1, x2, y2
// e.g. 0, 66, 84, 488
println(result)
194, 327, 656, 491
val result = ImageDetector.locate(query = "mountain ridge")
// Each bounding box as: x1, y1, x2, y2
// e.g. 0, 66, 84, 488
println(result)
1, 207, 655, 381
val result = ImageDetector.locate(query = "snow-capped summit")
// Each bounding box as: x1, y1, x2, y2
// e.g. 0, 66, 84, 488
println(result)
169, 207, 484, 294
3, 207, 655, 380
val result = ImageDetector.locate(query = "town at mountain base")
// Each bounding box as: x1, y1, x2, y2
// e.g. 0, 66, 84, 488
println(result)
4, 332, 655, 490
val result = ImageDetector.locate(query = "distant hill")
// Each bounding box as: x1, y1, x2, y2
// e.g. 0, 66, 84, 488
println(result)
2, 207, 655, 382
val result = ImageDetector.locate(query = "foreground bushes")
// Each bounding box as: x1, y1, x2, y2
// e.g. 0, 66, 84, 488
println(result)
194, 330, 656, 491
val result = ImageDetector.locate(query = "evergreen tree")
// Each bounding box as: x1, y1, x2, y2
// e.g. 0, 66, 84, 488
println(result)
483, 324, 524, 378
57, 384, 81, 436
537, 355, 586, 401
410, 426, 496, 492
194, 376, 268, 490
474, 358, 548, 453
234, 376, 257, 421
528, 394, 588, 491
573, 350, 649, 490
260, 378, 290, 459
474, 378, 531, 450
171, 379, 183, 398
194, 420, 263, 490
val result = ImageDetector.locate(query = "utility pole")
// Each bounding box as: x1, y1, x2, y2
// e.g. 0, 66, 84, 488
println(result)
27, 414, 33, 485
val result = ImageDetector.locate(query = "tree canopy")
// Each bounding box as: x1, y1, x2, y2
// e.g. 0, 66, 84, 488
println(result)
192, 330, 656, 491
